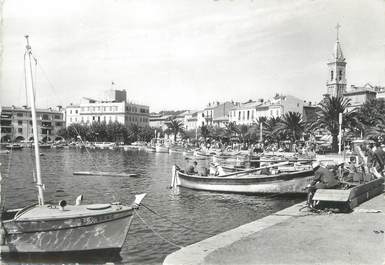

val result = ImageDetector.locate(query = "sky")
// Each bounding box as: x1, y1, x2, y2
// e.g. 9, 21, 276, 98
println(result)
1, 0, 385, 112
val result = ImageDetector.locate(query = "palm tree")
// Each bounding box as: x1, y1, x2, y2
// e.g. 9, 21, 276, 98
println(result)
238, 124, 249, 143
263, 117, 281, 144
127, 123, 140, 142
89, 121, 107, 142
310, 96, 354, 152
274, 112, 305, 143
211, 126, 225, 141
167, 118, 185, 143
224, 122, 239, 139
355, 99, 385, 140
199, 125, 211, 141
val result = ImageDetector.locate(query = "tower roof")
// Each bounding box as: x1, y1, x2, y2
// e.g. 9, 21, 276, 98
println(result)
333, 40, 345, 62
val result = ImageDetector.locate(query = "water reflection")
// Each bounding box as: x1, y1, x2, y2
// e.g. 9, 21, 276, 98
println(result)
0, 149, 303, 264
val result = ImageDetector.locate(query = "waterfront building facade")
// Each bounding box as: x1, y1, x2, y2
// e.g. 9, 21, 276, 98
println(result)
197, 101, 236, 127
0, 105, 65, 142
229, 95, 305, 125
178, 110, 198, 131
149, 114, 172, 131
229, 100, 264, 125
65, 90, 150, 128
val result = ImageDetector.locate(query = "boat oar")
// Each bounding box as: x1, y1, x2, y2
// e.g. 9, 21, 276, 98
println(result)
248, 159, 315, 163
219, 161, 290, 177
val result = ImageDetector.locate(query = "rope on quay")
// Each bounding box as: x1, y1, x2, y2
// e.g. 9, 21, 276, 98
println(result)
141, 203, 215, 236
134, 209, 183, 249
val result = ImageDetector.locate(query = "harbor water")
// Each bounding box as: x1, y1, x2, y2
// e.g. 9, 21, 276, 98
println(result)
0, 148, 303, 264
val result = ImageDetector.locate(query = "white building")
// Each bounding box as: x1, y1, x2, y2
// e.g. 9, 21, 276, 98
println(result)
229, 100, 264, 125
65, 90, 149, 127
229, 95, 305, 124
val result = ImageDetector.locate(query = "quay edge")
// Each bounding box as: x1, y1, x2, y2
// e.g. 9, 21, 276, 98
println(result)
163, 193, 385, 265
163, 202, 304, 265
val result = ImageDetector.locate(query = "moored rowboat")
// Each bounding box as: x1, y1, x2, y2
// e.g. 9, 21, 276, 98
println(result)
171, 165, 315, 194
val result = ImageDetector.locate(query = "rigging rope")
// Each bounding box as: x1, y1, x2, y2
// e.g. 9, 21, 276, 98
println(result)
71, 126, 101, 172
134, 209, 183, 249
141, 203, 215, 236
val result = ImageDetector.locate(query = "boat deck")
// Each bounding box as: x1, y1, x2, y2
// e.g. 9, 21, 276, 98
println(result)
14, 204, 131, 221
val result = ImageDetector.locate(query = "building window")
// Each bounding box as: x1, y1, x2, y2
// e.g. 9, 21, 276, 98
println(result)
247, 111, 250, 120
70, 110, 72, 114
18, 120, 23, 125
17, 113, 23, 117
55, 122, 62, 126
70, 118, 72, 122
331, 70, 334, 81
54, 115, 61, 119
75, 110, 78, 114
18, 128, 22, 133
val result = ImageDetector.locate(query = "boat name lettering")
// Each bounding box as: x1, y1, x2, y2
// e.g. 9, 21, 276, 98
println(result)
80, 214, 114, 225
81, 217, 98, 225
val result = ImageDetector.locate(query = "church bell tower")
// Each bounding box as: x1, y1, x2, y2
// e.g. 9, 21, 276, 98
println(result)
326, 24, 347, 97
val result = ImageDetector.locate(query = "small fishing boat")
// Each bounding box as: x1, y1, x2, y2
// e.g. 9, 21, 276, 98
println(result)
5, 143, 23, 150
0, 36, 146, 256
193, 150, 212, 158
144, 146, 156, 152
155, 144, 169, 153
94, 142, 116, 149
171, 162, 315, 194
310, 146, 384, 211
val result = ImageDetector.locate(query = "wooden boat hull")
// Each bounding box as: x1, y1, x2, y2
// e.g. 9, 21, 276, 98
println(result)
175, 170, 314, 194
156, 146, 169, 153
5, 145, 23, 150
2, 207, 134, 253
312, 177, 384, 210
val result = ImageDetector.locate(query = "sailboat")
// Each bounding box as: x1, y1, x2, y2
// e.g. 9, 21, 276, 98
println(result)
0, 36, 146, 255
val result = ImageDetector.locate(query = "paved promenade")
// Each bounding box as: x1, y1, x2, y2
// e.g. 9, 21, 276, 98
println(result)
163, 193, 385, 265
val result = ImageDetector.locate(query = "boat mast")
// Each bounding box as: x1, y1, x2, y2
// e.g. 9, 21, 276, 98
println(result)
25, 35, 45, 206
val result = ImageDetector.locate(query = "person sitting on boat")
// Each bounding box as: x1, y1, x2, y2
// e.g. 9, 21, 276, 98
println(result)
311, 162, 340, 189
213, 163, 225, 176
186, 161, 198, 175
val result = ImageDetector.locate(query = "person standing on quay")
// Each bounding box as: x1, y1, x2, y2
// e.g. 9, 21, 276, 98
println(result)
373, 142, 385, 174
